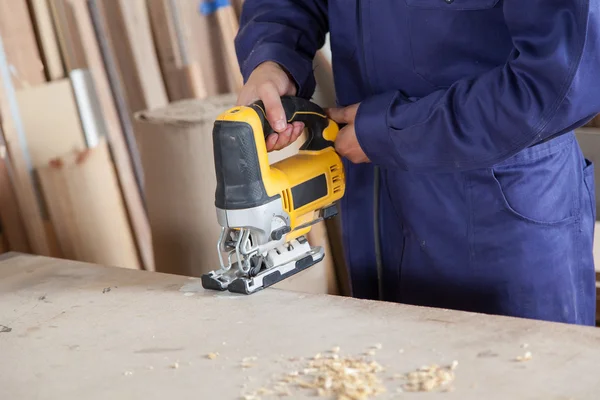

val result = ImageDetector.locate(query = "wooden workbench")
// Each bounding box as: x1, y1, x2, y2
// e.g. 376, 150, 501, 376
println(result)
1, 252, 599, 399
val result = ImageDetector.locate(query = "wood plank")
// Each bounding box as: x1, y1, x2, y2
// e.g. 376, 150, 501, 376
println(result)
91, 0, 168, 115
15, 79, 86, 168
48, 0, 87, 71
0, 35, 51, 256
214, 4, 243, 92
28, 0, 65, 81
37, 138, 141, 270
176, 0, 230, 96
59, 0, 154, 272
2, 253, 600, 399
146, 0, 207, 101
0, 147, 31, 253
0, 0, 46, 89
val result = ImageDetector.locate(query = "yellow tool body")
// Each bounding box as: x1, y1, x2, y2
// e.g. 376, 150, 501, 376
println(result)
215, 103, 345, 242
202, 96, 346, 294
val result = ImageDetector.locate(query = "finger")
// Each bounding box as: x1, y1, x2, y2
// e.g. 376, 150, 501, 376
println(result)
265, 133, 278, 152
258, 82, 287, 133
272, 125, 293, 150
291, 122, 304, 141
236, 86, 258, 106
326, 104, 358, 124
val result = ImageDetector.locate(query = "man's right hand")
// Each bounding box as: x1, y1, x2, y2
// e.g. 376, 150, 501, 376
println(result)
236, 61, 305, 152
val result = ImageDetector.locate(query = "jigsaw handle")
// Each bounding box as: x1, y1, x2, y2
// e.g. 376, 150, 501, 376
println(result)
250, 96, 339, 151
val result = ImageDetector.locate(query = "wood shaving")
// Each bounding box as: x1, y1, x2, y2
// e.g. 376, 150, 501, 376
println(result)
170, 362, 179, 369
400, 362, 457, 392
331, 346, 341, 353
515, 351, 532, 362
123, 371, 133, 376
207, 352, 219, 360
373, 344, 383, 350
288, 352, 387, 399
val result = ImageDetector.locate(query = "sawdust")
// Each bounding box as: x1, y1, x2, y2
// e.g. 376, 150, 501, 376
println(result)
400, 361, 458, 393
207, 352, 219, 360
241, 348, 458, 399
515, 351, 532, 362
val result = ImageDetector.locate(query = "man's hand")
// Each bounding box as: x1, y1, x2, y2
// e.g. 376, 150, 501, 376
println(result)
236, 61, 305, 151
326, 103, 370, 164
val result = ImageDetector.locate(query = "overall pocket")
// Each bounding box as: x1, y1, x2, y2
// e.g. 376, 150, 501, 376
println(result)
490, 134, 579, 226
583, 158, 596, 222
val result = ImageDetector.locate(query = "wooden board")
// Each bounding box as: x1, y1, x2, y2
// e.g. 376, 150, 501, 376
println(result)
146, 0, 207, 101
0, 35, 51, 256
0, 0, 46, 89
15, 78, 86, 167
215, 5, 243, 92
37, 139, 141, 270
48, 0, 87, 71
91, 0, 168, 115
0, 149, 30, 252
1, 252, 600, 399
176, 0, 230, 96
28, 0, 65, 81
54, 0, 154, 272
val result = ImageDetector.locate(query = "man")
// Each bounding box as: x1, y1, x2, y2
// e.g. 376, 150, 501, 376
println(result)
234, 1, 599, 325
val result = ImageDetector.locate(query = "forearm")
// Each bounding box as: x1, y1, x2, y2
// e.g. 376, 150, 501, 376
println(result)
235, 0, 328, 98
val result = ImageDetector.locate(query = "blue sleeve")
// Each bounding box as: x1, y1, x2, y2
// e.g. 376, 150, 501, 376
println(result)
355, 1, 600, 172
234, 0, 328, 99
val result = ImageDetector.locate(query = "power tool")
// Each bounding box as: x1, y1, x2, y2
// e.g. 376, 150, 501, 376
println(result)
201, 96, 346, 294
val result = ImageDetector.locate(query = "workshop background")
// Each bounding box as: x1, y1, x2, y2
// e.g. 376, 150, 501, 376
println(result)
0, 0, 597, 323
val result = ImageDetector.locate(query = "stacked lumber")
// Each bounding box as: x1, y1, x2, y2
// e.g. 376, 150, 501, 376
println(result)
0, 0, 345, 295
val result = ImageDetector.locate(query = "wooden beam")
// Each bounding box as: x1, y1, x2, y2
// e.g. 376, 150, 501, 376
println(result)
0, 0, 46, 89
89, 0, 167, 115
0, 144, 31, 253
0, 35, 51, 255
55, 0, 154, 272
147, 0, 207, 101
214, 4, 243, 92
15, 78, 87, 168
38, 138, 141, 270
27, 0, 65, 81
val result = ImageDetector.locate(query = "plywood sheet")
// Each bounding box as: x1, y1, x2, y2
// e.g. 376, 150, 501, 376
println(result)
0, 35, 51, 255
28, 0, 65, 80
147, 0, 207, 101
15, 78, 86, 167
0, 150, 30, 252
37, 139, 141, 270
2, 253, 600, 400
58, 0, 154, 272
0, 0, 46, 89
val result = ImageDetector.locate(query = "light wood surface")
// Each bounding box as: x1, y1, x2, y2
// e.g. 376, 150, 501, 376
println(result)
1, 252, 600, 399
28, 0, 65, 81
62, 0, 154, 272
37, 139, 140, 270
0, 0, 46, 89
0, 36, 51, 256
0, 152, 30, 252
15, 78, 86, 167
147, 0, 208, 101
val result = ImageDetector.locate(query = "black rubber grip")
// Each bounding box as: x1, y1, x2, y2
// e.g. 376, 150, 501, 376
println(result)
213, 120, 279, 210
250, 96, 334, 151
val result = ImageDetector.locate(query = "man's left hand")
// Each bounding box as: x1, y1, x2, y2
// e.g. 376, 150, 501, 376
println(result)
326, 103, 370, 164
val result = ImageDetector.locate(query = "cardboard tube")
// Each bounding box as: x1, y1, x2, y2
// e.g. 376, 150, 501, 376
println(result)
134, 94, 340, 295
37, 138, 141, 269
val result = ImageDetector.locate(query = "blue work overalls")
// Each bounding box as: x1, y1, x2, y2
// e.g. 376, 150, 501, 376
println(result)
235, 0, 600, 325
